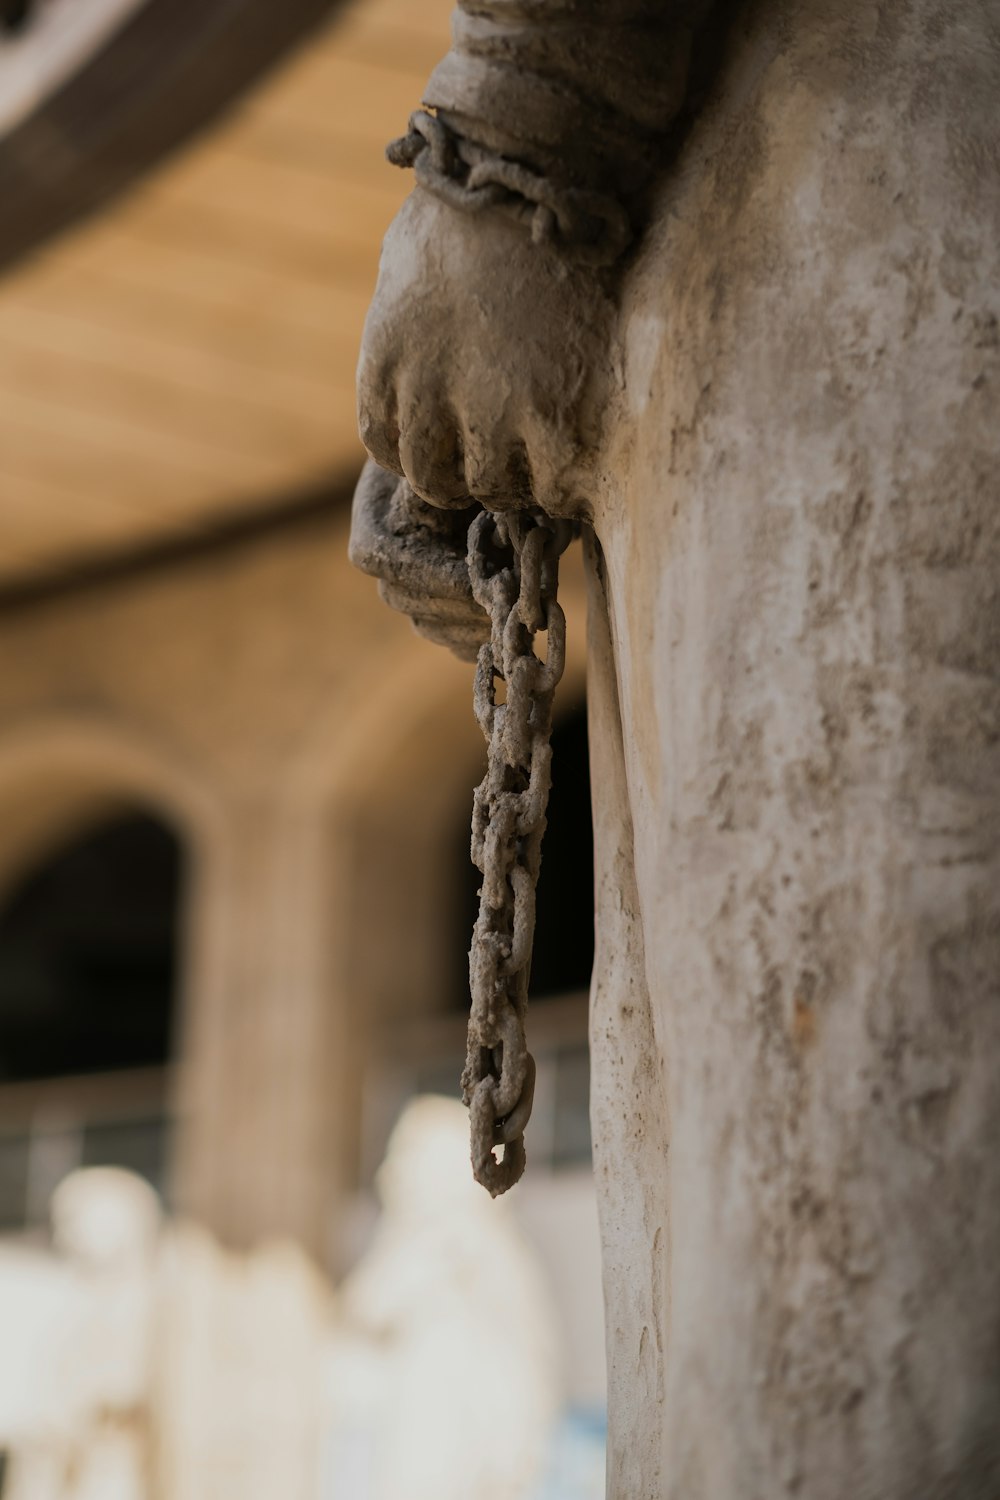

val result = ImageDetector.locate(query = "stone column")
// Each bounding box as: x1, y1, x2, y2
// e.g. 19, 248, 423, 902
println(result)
173, 795, 352, 1259
171, 647, 486, 1262
589, 2, 1000, 1493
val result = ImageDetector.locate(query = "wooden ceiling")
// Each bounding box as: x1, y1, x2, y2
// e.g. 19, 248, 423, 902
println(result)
0, 0, 453, 584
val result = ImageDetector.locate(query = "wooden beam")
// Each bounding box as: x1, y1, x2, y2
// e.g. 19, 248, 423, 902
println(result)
0, 0, 350, 274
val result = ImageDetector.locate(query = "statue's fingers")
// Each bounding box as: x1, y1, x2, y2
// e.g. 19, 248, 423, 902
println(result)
347, 459, 400, 579
514, 407, 588, 520
396, 390, 469, 507
356, 354, 404, 477
460, 418, 533, 509
377, 582, 488, 663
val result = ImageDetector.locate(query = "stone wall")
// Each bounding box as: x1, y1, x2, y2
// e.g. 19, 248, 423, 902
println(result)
0, 507, 495, 1256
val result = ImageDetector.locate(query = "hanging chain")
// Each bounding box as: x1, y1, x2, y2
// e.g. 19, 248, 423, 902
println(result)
463, 507, 574, 1196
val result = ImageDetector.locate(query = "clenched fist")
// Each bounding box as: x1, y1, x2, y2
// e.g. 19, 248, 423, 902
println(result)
356, 188, 617, 521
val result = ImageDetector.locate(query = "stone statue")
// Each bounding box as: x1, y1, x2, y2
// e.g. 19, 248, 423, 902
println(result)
326, 1096, 560, 1500
351, 2, 1000, 1495
0, 1168, 160, 1500
0, 1169, 329, 1500
154, 1223, 328, 1500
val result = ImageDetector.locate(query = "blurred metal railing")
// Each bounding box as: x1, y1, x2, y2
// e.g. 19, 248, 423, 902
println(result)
0, 1065, 170, 1234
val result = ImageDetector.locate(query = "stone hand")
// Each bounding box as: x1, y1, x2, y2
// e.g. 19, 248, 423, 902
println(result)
348, 458, 488, 662
356, 188, 616, 520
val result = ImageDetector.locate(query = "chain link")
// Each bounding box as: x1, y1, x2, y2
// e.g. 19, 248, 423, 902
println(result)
463, 507, 573, 1196
387, 109, 632, 268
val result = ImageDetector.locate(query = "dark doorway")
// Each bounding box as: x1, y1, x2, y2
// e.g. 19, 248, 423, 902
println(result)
0, 808, 183, 1228
0, 810, 183, 1083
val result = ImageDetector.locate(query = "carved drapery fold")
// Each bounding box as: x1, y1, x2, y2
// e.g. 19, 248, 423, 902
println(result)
380, 0, 723, 265
424, 0, 717, 200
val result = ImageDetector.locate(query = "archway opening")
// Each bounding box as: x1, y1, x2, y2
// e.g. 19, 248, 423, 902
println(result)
0, 808, 184, 1231
0, 810, 180, 1081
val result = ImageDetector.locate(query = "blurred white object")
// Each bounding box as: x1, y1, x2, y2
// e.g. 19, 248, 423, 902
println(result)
0, 1167, 160, 1500
327, 1095, 561, 1500
0, 1166, 328, 1500
156, 1225, 328, 1500
0, 1110, 563, 1500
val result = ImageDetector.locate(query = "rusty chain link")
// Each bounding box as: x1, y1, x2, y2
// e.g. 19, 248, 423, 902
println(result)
387, 109, 632, 268
463, 507, 574, 1196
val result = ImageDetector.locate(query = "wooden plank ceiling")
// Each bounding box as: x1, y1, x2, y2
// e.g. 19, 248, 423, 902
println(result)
0, 0, 453, 583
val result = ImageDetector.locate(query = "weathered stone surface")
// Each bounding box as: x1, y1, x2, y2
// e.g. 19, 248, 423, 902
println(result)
353, 0, 1000, 1493
349, 460, 488, 661
588, 4, 1000, 1492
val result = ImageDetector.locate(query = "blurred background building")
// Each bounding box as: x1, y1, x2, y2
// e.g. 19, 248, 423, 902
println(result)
0, 2, 603, 1494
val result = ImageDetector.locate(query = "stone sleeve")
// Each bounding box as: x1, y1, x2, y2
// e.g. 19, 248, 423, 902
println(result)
423, 0, 719, 200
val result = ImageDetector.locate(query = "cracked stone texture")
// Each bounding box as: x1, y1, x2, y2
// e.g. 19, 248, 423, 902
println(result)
354, 0, 1000, 1493
588, 1, 1000, 1494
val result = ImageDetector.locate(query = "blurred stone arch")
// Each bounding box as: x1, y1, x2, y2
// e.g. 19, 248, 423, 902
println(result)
0, 715, 219, 1231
